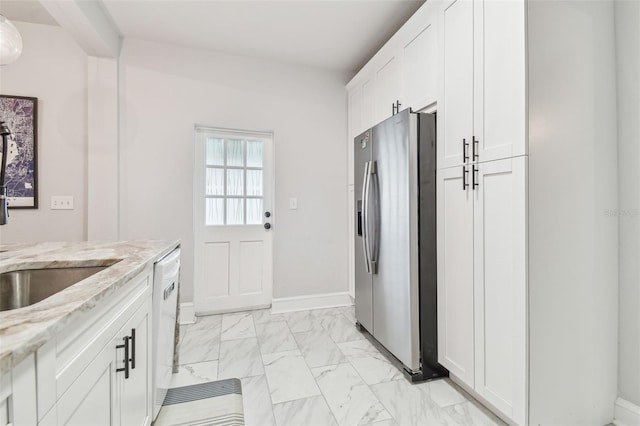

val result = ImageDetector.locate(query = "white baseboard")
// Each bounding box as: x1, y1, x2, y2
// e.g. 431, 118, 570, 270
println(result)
179, 302, 196, 325
614, 397, 640, 426
271, 292, 353, 314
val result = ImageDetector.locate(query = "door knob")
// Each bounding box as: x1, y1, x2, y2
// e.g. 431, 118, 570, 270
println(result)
264, 223, 271, 230
265, 211, 271, 218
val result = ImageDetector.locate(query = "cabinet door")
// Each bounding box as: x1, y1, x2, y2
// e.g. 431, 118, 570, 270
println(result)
474, 0, 526, 163
119, 298, 152, 426
57, 341, 116, 425
374, 55, 401, 124
437, 166, 474, 387
441, 0, 474, 168
402, 9, 438, 111
473, 157, 526, 424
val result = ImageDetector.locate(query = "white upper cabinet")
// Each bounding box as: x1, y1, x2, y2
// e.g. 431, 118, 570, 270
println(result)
402, 8, 439, 112
439, 0, 526, 169
475, 0, 526, 163
441, 0, 474, 168
347, 0, 443, 137
373, 55, 402, 124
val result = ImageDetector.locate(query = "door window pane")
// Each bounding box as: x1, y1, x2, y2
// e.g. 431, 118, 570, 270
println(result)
202, 132, 267, 226
226, 199, 244, 225
246, 170, 263, 196
206, 198, 224, 225
246, 140, 263, 168
227, 169, 244, 196
206, 168, 224, 196
206, 138, 224, 166
246, 199, 263, 225
227, 139, 244, 167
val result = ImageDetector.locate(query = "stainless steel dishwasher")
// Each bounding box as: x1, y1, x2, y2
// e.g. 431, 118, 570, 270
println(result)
152, 247, 181, 421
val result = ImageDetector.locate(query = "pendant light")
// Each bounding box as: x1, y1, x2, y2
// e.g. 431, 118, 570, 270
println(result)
0, 14, 23, 66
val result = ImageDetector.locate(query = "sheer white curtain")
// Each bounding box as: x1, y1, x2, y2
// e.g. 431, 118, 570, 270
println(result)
204, 137, 265, 226
206, 168, 224, 196
206, 198, 224, 225
227, 199, 244, 225
247, 140, 263, 167
206, 138, 224, 166
246, 199, 263, 224
226, 169, 244, 196
227, 139, 244, 166
246, 170, 263, 196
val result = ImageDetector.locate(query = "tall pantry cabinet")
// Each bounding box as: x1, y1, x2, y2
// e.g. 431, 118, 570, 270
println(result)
347, 0, 619, 425
436, 0, 527, 423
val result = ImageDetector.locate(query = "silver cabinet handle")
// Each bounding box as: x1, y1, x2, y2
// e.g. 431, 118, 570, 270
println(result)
472, 135, 479, 161
472, 164, 479, 190
463, 138, 469, 163
361, 161, 371, 273
463, 165, 469, 190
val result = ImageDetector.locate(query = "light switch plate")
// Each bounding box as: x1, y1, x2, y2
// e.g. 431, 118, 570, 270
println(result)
51, 196, 74, 210
289, 197, 298, 210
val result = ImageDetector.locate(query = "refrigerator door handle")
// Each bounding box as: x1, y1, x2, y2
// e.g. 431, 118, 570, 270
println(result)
361, 161, 372, 274
369, 161, 379, 274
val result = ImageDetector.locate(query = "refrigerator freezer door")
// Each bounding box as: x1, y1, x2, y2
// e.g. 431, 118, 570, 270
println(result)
371, 110, 421, 371
354, 130, 373, 332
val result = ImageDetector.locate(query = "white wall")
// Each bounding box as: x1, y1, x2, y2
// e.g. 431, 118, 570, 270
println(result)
615, 0, 640, 409
118, 39, 349, 302
0, 22, 87, 244
87, 57, 119, 241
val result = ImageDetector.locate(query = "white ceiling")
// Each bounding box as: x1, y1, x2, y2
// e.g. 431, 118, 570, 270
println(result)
1, 0, 424, 74
0, 1, 58, 26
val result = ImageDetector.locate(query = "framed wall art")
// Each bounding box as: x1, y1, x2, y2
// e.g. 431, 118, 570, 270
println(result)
0, 95, 38, 208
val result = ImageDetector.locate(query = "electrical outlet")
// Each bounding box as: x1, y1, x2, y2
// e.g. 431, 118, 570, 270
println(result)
51, 196, 74, 210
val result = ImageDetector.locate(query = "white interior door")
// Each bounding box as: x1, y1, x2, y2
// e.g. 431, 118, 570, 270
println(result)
194, 127, 274, 314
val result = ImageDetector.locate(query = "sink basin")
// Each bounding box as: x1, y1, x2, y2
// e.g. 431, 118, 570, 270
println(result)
0, 266, 110, 312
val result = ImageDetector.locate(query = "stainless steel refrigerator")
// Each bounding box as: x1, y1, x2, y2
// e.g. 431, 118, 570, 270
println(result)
354, 109, 446, 381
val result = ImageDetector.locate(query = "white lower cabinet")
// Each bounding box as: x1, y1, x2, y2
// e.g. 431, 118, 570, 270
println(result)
1, 267, 153, 426
0, 354, 38, 426
436, 164, 474, 385
55, 273, 152, 426
119, 301, 152, 426
437, 156, 527, 424
57, 297, 151, 426
57, 342, 116, 425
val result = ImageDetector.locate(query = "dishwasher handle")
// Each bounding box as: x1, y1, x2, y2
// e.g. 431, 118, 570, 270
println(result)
163, 281, 176, 300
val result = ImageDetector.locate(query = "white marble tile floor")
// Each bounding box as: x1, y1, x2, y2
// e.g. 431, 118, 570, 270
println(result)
172, 305, 506, 426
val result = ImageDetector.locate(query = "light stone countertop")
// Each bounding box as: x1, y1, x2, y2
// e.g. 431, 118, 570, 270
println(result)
0, 240, 180, 375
